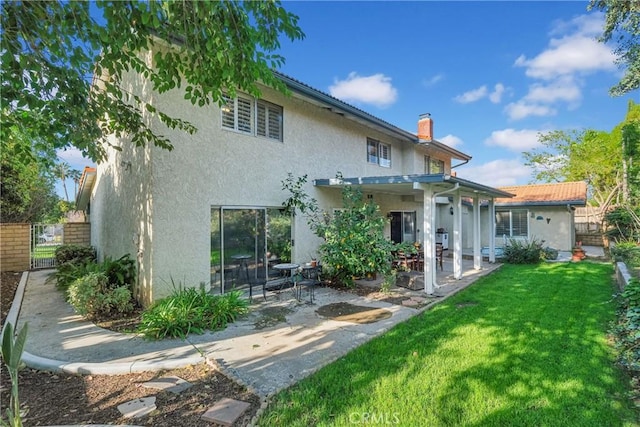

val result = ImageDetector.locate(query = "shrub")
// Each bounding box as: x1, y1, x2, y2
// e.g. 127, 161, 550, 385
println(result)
614, 278, 640, 373
605, 206, 640, 243
99, 254, 136, 290
541, 247, 558, 261
55, 244, 96, 265
503, 238, 544, 264
315, 183, 397, 287
137, 287, 249, 340
67, 272, 134, 320
55, 253, 136, 298
611, 241, 640, 268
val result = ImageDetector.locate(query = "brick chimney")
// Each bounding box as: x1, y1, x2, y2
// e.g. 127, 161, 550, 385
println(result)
418, 113, 433, 141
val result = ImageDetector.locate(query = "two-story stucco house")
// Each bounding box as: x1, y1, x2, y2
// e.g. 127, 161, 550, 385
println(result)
77, 70, 513, 305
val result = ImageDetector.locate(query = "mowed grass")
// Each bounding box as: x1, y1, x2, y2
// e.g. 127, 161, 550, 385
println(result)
31, 244, 59, 259
259, 262, 638, 426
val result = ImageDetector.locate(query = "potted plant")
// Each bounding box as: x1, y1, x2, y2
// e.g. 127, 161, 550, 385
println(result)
572, 241, 586, 261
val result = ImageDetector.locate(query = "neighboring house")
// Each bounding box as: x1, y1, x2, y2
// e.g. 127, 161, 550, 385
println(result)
486, 181, 588, 251
77, 70, 513, 305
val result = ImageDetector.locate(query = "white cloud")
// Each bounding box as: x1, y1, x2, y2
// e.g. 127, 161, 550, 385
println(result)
439, 134, 463, 148
454, 83, 507, 104
453, 85, 487, 104
329, 72, 398, 107
484, 128, 542, 152
457, 158, 532, 187
422, 73, 444, 87
504, 101, 557, 120
514, 13, 616, 80
523, 77, 582, 104
488, 83, 506, 104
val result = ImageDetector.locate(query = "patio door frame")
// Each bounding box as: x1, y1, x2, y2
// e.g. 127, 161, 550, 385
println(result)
389, 211, 417, 244
211, 206, 292, 295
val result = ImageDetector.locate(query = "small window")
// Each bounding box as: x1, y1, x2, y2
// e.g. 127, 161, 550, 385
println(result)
257, 100, 283, 141
367, 138, 391, 168
367, 139, 378, 164
221, 93, 253, 134
222, 93, 283, 141
495, 209, 529, 238
425, 156, 444, 174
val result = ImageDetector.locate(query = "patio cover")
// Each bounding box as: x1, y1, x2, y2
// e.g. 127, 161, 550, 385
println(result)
314, 174, 514, 294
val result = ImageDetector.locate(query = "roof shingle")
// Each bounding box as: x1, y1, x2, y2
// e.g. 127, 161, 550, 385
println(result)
495, 181, 587, 206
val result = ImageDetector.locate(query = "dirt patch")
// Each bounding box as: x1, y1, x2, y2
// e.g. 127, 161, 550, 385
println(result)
253, 306, 294, 329
1, 271, 22, 328
316, 302, 392, 324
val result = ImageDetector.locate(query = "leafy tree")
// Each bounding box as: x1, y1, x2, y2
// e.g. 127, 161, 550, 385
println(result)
1, 1, 304, 164
523, 101, 640, 209
1, 126, 60, 223
588, 0, 640, 96
316, 184, 397, 287
282, 173, 401, 288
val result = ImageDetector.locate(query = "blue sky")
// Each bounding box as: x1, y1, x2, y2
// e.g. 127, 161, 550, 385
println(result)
275, 0, 638, 186
58, 0, 639, 198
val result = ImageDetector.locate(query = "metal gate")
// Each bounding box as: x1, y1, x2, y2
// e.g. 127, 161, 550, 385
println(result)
31, 224, 63, 269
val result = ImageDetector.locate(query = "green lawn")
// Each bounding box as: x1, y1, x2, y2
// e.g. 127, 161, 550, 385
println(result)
31, 244, 60, 259
259, 262, 637, 426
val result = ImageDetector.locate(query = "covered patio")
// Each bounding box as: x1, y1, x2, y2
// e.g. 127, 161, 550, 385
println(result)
314, 173, 513, 294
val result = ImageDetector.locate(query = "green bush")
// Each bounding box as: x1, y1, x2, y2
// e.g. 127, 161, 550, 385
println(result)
67, 272, 134, 320
54, 244, 96, 265
55, 253, 136, 297
605, 206, 640, 243
541, 247, 559, 261
611, 241, 640, 268
503, 238, 544, 264
614, 278, 640, 373
99, 254, 136, 290
315, 184, 397, 287
137, 287, 249, 340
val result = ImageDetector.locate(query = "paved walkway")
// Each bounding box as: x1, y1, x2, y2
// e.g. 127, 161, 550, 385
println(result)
7, 250, 602, 398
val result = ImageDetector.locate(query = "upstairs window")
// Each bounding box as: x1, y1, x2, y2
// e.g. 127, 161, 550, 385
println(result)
425, 156, 444, 174
367, 138, 391, 168
257, 100, 283, 141
222, 93, 283, 141
495, 209, 528, 238
221, 93, 253, 134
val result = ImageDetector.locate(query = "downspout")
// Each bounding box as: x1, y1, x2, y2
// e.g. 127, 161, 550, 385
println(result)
426, 182, 459, 290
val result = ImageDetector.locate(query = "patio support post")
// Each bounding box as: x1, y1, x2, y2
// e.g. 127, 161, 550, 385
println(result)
488, 198, 496, 263
415, 183, 435, 294
473, 196, 481, 270
453, 191, 462, 280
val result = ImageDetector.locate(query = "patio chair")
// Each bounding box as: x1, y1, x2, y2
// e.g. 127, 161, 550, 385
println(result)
436, 243, 444, 271
297, 265, 322, 303
248, 276, 268, 302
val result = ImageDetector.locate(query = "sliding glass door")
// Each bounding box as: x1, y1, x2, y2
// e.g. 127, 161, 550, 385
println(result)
211, 207, 291, 295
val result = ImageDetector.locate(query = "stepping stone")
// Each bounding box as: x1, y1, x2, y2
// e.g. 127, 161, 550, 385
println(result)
201, 397, 251, 426
142, 376, 192, 394
402, 299, 419, 307
411, 296, 427, 303
118, 396, 156, 418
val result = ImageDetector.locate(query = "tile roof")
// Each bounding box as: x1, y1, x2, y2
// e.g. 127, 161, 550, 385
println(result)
495, 181, 587, 206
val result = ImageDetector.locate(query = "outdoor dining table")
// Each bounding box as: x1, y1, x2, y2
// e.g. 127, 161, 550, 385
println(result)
273, 263, 300, 299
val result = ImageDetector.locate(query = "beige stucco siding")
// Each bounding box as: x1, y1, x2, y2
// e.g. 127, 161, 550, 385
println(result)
479, 206, 574, 251
132, 83, 418, 299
